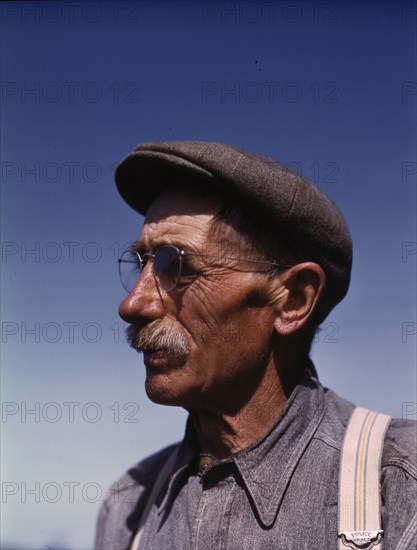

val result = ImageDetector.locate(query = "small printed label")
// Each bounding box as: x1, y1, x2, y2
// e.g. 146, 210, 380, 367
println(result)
339, 530, 383, 550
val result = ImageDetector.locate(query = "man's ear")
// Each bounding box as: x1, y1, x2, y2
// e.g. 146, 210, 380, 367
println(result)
272, 263, 326, 336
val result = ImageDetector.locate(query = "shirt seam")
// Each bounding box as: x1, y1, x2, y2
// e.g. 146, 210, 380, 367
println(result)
395, 511, 417, 550
312, 433, 342, 451
382, 459, 417, 481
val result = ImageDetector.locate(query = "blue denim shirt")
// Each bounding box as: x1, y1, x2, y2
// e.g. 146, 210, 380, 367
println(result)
95, 366, 416, 550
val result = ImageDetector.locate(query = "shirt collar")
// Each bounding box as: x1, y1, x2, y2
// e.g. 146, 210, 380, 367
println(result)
233, 363, 325, 526
159, 362, 325, 527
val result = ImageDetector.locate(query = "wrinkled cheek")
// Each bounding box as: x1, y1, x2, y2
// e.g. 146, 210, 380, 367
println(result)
180, 291, 224, 344
180, 280, 273, 362
237, 320, 266, 346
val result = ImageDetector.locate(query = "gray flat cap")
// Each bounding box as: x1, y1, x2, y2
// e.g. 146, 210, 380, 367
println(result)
115, 141, 352, 321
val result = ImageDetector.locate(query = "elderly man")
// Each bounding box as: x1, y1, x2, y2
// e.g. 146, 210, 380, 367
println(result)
95, 142, 416, 550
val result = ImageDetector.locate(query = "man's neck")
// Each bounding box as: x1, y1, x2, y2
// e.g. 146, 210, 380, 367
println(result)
188, 361, 298, 459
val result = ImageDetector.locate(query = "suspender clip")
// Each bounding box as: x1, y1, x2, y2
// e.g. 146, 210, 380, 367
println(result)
338, 529, 383, 550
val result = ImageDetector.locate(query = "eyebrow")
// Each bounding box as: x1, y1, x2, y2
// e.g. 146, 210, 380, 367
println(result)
130, 240, 194, 254
130, 240, 143, 253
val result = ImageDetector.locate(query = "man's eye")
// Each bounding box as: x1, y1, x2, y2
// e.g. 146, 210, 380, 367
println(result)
140, 255, 151, 270
126, 251, 143, 273
179, 258, 197, 281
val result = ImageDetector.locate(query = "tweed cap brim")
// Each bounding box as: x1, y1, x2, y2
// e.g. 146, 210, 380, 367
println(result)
115, 141, 352, 321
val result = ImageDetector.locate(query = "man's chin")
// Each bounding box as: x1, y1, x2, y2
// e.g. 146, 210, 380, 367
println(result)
144, 376, 183, 406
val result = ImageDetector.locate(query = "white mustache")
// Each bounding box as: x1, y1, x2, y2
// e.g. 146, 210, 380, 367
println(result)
126, 319, 190, 358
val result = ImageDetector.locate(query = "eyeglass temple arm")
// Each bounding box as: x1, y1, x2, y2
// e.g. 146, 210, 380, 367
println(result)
181, 250, 291, 268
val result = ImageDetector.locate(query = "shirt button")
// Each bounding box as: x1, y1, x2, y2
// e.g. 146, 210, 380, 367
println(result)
198, 455, 216, 475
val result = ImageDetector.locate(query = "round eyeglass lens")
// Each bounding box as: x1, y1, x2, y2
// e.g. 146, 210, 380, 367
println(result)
154, 245, 181, 291
119, 250, 141, 293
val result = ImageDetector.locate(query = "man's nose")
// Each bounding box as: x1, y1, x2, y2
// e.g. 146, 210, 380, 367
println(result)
118, 264, 165, 323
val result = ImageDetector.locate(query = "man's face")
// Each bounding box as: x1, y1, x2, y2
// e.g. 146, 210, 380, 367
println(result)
118, 189, 279, 413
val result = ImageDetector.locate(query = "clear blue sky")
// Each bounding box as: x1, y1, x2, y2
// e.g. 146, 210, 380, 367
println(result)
1, 1, 416, 548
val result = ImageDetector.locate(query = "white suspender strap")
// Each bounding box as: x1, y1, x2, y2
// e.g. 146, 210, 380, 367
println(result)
130, 447, 179, 550
338, 407, 391, 550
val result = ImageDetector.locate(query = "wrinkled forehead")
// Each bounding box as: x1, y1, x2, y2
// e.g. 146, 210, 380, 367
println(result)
138, 187, 229, 251
144, 187, 226, 225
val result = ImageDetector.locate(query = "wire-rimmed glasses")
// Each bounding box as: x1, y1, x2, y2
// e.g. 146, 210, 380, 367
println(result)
118, 244, 291, 293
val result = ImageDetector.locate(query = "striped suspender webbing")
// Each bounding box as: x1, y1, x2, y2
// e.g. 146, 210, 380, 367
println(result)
338, 407, 391, 550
